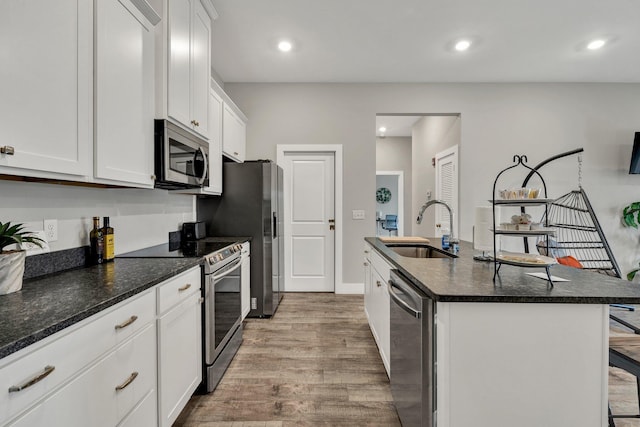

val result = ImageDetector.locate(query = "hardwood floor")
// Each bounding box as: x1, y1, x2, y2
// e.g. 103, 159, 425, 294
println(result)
174, 293, 401, 427
175, 293, 640, 426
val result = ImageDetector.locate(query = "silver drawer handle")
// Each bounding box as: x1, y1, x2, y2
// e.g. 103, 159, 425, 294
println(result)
1, 146, 15, 155
9, 365, 55, 393
178, 283, 191, 292
115, 372, 138, 391
114, 315, 138, 330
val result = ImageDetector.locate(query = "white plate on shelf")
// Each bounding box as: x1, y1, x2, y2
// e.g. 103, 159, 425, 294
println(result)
495, 251, 557, 267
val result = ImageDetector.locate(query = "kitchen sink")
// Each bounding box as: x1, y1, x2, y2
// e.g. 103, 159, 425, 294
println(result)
386, 244, 457, 259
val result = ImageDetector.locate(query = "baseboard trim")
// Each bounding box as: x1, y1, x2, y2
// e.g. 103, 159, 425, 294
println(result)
336, 282, 364, 294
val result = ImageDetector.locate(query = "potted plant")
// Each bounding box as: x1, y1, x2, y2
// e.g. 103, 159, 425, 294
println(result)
0, 221, 45, 295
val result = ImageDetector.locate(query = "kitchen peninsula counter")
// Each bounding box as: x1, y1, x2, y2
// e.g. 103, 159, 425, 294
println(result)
366, 237, 640, 304
366, 236, 640, 427
0, 258, 201, 359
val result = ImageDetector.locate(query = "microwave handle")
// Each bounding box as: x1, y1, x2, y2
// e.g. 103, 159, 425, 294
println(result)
196, 146, 208, 185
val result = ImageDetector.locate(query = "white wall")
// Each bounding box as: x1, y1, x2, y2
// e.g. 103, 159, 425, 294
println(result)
226, 82, 640, 285
0, 180, 195, 255
376, 136, 412, 235
412, 116, 461, 238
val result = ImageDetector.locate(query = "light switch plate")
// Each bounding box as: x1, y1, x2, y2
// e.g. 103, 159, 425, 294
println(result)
352, 210, 365, 220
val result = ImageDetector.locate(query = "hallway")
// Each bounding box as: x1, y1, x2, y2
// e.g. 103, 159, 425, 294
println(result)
174, 293, 401, 426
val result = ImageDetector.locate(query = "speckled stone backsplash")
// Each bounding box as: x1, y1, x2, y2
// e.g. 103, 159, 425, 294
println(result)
24, 246, 89, 279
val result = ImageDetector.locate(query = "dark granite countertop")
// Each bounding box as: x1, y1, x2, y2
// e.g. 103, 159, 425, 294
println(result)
366, 237, 640, 304
0, 258, 201, 360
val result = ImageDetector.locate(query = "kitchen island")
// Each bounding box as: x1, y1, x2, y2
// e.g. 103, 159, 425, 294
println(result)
365, 237, 640, 427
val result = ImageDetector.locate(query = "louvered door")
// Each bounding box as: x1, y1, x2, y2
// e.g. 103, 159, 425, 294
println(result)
435, 145, 459, 237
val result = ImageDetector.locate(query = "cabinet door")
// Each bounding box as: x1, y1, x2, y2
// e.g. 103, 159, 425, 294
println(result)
190, 0, 211, 139
222, 104, 246, 163
364, 246, 373, 319
373, 268, 390, 375
241, 243, 251, 319
158, 292, 202, 427
167, 0, 192, 128
205, 88, 223, 194
94, 0, 155, 187
0, 0, 91, 177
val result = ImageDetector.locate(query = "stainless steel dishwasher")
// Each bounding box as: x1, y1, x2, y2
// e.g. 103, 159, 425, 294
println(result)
388, 269, 435, 427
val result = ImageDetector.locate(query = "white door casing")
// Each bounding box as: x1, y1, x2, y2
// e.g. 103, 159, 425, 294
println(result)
277, 145, 343, 293
435, 145, 459, 238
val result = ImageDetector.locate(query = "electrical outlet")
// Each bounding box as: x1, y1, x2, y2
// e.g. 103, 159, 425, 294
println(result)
44, 219, 58, 242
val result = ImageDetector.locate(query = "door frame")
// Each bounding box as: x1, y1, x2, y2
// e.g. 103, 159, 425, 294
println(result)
375, 170, 404, 237
277, 144, 344, 293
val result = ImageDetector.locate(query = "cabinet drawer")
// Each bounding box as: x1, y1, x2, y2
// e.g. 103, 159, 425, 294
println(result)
0, 290, 154, 423
5, 325, 156, 427
371, 250, 393, 282
157, 267, 201, 315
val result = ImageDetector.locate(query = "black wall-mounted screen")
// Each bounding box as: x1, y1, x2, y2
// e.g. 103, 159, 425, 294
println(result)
630, 132, 640, 174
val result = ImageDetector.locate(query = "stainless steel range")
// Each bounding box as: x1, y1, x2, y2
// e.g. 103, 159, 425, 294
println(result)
118, 238, 245, 393
201, 241, 244, 392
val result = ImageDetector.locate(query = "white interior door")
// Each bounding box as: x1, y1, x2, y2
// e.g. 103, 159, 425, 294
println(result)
435, 145, 458, 237
282, 152, 335, 292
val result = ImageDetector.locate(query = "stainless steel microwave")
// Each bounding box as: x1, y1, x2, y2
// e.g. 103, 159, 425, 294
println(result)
154, 119, 209, 189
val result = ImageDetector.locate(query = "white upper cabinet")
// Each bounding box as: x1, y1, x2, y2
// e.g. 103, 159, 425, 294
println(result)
0, 0, 92, 178
172, 83, 222, 195
163, 0, 213, 140
207, 87, 223, 194
94, 0, 160, 188
222, 102, 247, 163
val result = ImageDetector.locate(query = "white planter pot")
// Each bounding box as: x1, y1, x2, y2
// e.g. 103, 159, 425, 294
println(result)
0, 251, 26, 295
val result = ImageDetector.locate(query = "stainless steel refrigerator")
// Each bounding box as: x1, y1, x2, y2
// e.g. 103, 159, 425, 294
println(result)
197, 160, 284, 317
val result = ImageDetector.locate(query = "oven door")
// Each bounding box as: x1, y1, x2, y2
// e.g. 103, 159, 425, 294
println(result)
204, 256, 242, 365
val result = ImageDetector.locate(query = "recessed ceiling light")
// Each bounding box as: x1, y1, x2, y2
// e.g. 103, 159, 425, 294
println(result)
587, 39, 606, 50
454, 40, 471, 52
378, 126, 387, 133
278, 40, 292, 52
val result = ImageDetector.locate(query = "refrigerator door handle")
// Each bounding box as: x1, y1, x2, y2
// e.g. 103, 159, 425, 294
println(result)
273, 212, 277, 238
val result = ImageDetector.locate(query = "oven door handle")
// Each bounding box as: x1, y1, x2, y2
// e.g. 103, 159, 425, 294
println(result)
211, 258, 242, 281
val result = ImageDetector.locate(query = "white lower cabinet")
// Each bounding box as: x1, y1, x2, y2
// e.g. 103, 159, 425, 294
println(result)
363, 243, 390, 376
8, 324, 156, 427
241, 241, 251, 319
1, 266, 203, 427
157, 268, 202, 427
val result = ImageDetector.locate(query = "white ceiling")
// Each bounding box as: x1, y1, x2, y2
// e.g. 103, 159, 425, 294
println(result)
210, 0, 640, 83
376, 116, 424, 137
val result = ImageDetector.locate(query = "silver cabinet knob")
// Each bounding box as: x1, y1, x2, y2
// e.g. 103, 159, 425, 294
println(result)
1, 146, 15, 155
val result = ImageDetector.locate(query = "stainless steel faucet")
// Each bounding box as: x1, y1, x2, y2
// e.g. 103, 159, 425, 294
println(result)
416, 199, 455, 240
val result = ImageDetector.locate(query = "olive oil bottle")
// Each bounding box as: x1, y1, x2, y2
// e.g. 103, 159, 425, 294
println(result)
102, 216, 115, 262
89, 216, 104, 264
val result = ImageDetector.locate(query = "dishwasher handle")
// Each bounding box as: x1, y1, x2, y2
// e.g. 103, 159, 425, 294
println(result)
387, 279, 421, 319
